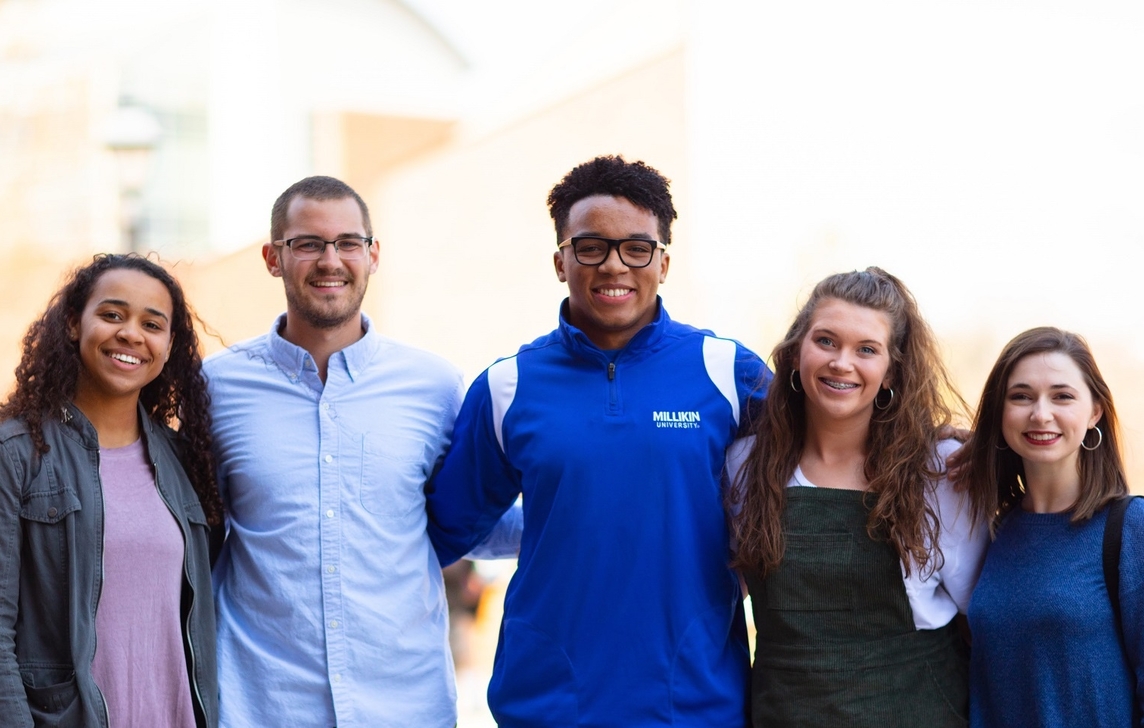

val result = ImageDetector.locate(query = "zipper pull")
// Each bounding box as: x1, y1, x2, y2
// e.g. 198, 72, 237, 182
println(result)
608, 362, 616, 381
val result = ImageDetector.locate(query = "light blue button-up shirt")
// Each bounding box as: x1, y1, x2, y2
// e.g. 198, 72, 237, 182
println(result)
206, 315, 515, 727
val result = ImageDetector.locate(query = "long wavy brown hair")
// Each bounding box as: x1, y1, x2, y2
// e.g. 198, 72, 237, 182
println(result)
729, 267, 968, 577
961, 327, 1128, 532
0, 254, 223, 527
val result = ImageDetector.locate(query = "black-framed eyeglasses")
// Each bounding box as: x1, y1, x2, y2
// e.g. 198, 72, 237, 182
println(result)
273, 236, 374, 260
557, 236, 665, 268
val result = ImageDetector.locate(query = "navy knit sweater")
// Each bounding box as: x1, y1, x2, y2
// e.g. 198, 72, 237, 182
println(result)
968, 499, 1144, 727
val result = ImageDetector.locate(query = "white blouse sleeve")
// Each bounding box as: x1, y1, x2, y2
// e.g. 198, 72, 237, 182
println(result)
901, 438, 990, 629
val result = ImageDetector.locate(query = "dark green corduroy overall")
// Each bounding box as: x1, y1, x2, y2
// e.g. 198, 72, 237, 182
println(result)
745, 487, 969, 728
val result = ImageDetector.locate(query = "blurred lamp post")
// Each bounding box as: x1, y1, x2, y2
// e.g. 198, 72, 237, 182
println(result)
104, 103, 161, 253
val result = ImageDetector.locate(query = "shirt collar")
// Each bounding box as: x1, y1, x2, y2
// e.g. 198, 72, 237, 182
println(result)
265, 312, 381, 384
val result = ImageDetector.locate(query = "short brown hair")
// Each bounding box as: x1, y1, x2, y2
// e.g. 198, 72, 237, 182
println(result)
270, 176, 372, 242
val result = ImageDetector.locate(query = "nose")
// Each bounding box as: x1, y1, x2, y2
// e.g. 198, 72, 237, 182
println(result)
317, 241, 343, 267
116, 319, 143, 343
829, 351, 853, 371
597, 245, 629, 274
1030, 397, 1053, 423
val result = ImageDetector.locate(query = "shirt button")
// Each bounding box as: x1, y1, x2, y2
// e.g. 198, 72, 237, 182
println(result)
324, 454, 333, 463
47, 507, 57, 517
330, 620, 339, 629
327, 565, 337, 573
326, 509, 335, 518
333, 673, 342, 683
321, 402, 330, 411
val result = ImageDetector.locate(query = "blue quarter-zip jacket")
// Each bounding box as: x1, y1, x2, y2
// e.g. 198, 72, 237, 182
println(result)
427, 301, 770, 727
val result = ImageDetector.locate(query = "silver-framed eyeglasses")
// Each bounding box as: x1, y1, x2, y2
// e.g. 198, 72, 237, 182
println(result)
274, 236, 374, 260
557, 236, 665, 268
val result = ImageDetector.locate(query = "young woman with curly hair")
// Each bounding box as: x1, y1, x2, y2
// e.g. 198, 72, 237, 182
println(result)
728, 267, 988, 727
963, 327, 1142, 727
0, 254, 221, 727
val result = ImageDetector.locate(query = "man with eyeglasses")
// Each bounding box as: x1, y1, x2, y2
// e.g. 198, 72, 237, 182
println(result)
427, 156, 771, 726
203, 176, 519, 727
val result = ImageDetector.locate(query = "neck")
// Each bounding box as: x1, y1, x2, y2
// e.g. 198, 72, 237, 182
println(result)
1020, 458, 1082, 513
800, 411, 870, 490
280, 313, 365, 382
71, 391, 140, 449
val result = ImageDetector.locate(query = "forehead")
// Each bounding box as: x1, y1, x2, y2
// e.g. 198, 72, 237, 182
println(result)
1009, 351, 1087, 386
87, 268, 173, 313
564, 195, 658, 237
284, 195, 365, 236
806, 299, 892, 343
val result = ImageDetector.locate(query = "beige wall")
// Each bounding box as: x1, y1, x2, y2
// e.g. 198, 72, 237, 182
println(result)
1, 43, 1139, 492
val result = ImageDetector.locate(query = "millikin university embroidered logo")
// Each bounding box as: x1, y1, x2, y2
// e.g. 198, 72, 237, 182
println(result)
653, 411, 701, 429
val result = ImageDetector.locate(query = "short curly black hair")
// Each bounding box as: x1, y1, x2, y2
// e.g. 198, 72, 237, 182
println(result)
547, 155, 678, 246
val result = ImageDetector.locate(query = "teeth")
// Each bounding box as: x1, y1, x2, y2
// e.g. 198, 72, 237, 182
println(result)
599, 289, 630, 297
110, 352, 142, 365
822, 379, 858, 390
312, 281, 345, 288
1027, 433, 1059, 441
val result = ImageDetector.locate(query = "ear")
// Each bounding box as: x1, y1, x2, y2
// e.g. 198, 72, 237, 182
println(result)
367, 236, 380, 275
67, 318, 79, 342
263, 242, 284, 278
658, 249, 670, 284
554, 249, 567, 283
1089, 401, 1104, 430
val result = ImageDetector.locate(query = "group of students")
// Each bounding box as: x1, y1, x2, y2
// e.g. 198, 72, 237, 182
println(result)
0, 157, 1140, 728
726, 270, 1143, 726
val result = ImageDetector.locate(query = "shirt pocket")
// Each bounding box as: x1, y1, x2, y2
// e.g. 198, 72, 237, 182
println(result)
19, 468, 82, 598
19, 465, 81, 524
358, 433, 430, 518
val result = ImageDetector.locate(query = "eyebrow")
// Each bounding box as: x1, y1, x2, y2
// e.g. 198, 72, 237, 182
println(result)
813, 327, 885, 346
291, 233, 366, 239
574, 232, 656, 240
1007, 382, 1076, 391
98, 298, 170, 322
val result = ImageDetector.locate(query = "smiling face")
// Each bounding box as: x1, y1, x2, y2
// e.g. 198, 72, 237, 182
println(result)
71, 268, 174, 411
796, 298, 894, 427
1002, 351, 1103, 476
553, 195, 669, 350
263, 195, 379, 338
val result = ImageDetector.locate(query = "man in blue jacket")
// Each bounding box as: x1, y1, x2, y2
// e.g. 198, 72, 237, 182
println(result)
427, 155, 771, 726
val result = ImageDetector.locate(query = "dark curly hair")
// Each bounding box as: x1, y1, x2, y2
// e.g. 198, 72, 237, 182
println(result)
729, 267, 970, 578
270, 175, 372, 243
962, 327, 1128, 531
0, 254, 223, 527
547, 155, 678, 246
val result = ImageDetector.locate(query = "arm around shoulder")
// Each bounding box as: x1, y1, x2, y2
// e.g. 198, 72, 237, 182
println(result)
932, 439, 990, 613
426, 366, 523, 567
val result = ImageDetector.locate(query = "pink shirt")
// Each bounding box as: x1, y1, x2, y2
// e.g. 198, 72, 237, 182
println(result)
91, 438, 195, 728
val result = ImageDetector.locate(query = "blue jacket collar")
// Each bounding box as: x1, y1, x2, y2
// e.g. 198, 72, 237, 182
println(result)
557, 296, 669, 359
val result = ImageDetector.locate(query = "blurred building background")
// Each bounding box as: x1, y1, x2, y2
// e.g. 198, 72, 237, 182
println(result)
3, 0, 1143, 723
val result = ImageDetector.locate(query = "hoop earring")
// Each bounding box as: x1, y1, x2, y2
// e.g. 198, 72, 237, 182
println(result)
995, 440, 1009, 451
874, 387, 894, 411
1081, 426, 1103, 451
790, 370, 802, 393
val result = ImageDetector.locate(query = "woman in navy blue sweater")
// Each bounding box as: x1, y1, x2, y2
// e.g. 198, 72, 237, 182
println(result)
964, 327, 1143, 727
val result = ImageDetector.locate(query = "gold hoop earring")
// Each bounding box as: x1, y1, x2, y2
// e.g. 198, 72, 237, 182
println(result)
874, 387, 894, 411
1081, 426, 1103, 451
790, 370, 802, 393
